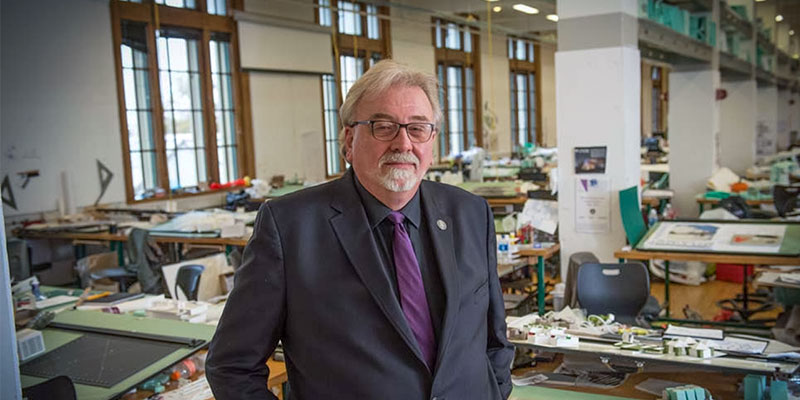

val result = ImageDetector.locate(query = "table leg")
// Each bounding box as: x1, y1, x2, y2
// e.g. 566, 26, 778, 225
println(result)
742, 265, 749, 321
698, 203, 704, 214
537, 255, 545, 316
664, 260, 671, 318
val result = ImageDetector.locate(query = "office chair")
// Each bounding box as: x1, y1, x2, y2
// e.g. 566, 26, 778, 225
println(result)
718, 196, 751, 219
577, 262, 650, 326
22, 375, 76, 400
774, 185, 800, 217
174, 264, 205, 301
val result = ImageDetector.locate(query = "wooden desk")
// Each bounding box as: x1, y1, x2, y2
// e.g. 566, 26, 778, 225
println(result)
615, 248, 800, 320
518, 243, 561, 315
695, 195, 773, 213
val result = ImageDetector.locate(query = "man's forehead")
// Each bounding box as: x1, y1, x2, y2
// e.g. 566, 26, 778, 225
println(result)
357, 85, 433, 116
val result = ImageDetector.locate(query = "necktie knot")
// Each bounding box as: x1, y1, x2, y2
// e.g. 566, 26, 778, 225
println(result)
388, 211, 405, 225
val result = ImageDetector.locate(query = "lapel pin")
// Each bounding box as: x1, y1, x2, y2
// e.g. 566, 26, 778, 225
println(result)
436, 219, 447, 231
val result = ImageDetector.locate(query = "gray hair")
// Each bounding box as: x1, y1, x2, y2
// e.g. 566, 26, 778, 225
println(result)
338, 59, 441, 159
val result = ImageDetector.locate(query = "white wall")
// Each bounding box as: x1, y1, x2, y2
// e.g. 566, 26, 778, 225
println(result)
390, 7, 436, 77
250, 72, 326, 183
668, 69, 720, 217
777, 88, 792, 151
481, 32, 512, 157
757, 85, 778, 160
1, 0, 125, 217
719, 80, 757, 175
539, 44, 557, 147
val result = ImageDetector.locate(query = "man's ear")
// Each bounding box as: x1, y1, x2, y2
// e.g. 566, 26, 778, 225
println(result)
344, 126, 355, 163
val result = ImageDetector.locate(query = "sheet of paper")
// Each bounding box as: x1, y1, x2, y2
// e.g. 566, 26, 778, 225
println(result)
574, 177, 610, 233
35, 295, 78, 309
519, 199, 558, 235
710, 336, 769, 354
664, 325, 723, 340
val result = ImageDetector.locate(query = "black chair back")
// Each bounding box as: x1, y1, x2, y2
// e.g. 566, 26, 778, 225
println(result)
719, 196, 751, 219
774, 185, 800, 217
22, 375, 76, 400
175, 264, 205, 301
577, 263, 650, 325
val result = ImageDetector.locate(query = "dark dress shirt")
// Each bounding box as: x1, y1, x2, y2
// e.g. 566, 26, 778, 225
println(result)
353, 174, 446, 344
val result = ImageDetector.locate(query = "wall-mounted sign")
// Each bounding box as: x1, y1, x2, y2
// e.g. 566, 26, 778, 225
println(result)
574, 146, 607, 174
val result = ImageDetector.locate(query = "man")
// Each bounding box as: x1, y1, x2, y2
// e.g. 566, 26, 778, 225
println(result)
206, 60, 514, 400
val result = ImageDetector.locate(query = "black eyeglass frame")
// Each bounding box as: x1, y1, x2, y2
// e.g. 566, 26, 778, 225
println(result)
349, 120, 437, 143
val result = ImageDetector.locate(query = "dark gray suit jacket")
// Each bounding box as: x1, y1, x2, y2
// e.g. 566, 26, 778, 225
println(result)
206, 170, 514, 400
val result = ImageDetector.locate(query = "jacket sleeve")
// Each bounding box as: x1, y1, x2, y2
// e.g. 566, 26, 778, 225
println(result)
483, 201, 515, 399
206, 202, 286, 400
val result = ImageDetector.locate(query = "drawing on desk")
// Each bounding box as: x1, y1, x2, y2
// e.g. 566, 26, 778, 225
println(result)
640, 222, 792, 254
731, 234, 780, 247
649, 223, 719, 248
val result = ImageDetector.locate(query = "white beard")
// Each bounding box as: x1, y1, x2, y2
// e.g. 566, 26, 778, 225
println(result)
379, 167, 418, 192
377, 152, 420, 192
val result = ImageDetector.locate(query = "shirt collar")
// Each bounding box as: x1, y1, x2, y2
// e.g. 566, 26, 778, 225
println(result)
352, 172, 421, 230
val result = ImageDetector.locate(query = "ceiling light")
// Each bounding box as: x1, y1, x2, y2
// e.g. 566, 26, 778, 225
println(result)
512, 4, 539, 14
546, 14, 559, 22
776, 14, 784, 22
791, 29, 796, 36
755, 0, 766, 2
794, 54, 800, 59
483, 0, 501, 2
493, 6, 502, 12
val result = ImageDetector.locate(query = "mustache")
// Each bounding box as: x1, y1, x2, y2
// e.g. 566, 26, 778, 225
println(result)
378, 152, 419, 168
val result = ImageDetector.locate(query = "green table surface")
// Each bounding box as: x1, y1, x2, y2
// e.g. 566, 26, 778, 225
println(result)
20, 309, 216, 400
511, 385, 630, 400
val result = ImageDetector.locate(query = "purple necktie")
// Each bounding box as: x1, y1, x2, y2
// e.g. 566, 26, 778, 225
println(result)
387, 211, 437, 370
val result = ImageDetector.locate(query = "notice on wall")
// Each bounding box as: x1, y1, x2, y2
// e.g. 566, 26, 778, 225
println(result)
574, 146, 607, 174
575, 177, 610, 233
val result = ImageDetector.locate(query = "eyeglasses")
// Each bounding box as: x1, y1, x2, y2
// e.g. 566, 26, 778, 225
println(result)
350, 120, 436, 143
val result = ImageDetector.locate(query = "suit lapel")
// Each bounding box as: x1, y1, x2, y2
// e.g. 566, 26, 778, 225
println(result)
328, 171, 427, 368
420, 182, 461, 373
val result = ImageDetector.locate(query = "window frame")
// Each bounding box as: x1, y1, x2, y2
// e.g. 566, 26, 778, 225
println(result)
110, 0, 253, 203
316, 0, 391, 178
432, 17, 482, 161
508, 36, 541, 147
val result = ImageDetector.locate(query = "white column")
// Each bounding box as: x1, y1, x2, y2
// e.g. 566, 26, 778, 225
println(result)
556, 0, 641, 276
719, 80, 757, 175
757, 84, 779, 159
777, 88, 792, 151
0, 207, 22, 400
668, 68, 721, 217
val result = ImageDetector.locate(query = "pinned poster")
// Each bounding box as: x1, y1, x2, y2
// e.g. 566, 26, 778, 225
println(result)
575, 177, 610, 233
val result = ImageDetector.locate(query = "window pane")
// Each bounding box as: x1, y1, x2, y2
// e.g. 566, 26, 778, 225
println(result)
445, 23, 460, 50
446, 66, 463, 157
322, 74, 341, 176
367, 4, 380, 39
464, 29, 471, 53
435, 20, 442, 48
177, 149, 199, 187
158, 33, 205, 189
319, 0, 332, 26
437, 64, 447, 157
507, 39, 513, 60
516, 39, 525, 60
156, 0, 197, 9
121, 20, 158, 198
339, 55, 364, 99
466, 67, 475, 148
510, 73, 517, 148
516, 74, 527, 146
207, 0, 225, 15
529, 72, 536, 143
338, 1, 362, 35
528, 42, 535, 62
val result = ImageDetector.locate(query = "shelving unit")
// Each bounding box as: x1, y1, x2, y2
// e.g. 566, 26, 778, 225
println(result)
638, 18, 713, 65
